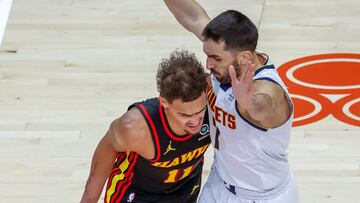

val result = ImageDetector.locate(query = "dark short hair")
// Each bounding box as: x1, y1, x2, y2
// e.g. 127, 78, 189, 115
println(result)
156, 50, 207, 103
202, 10, 258, 52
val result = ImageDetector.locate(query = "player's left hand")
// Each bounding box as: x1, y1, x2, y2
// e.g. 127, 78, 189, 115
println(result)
229, 61, 256, 110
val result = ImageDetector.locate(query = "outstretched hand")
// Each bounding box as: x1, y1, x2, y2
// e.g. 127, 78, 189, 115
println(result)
229, 61, 256, 110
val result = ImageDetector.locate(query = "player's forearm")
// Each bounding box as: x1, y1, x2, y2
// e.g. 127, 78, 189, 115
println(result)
164, 0, 210, 40
80, 176, 104, 203
81, 136, 118, 203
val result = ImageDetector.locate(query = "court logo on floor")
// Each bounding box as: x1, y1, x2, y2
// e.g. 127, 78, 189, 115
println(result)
278, 53, 360, 127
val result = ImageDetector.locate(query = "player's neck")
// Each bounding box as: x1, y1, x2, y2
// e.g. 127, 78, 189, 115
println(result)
254, 53, 266, 69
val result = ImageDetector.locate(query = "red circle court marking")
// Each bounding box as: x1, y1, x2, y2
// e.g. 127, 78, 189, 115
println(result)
349, 100, 360, 118
278, 53, 360, 94
278, 53, 360, 127
292, 97, 316, 119
293, 61, 360, 86
290, 93, 332, 127
333, 94, 360, 127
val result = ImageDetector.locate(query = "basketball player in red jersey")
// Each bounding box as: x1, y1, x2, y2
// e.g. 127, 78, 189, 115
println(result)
80, 50, 211, 203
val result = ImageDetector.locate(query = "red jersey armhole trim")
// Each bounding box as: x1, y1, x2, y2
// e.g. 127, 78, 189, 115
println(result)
138, 104, 161, 162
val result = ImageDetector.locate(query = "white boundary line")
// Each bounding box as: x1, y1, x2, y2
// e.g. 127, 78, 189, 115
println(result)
290, 94, 322, 122
0, 0, 13, 46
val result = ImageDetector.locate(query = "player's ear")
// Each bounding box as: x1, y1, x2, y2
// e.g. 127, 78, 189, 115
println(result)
237, 51, 252, 65
159, 96, 169, 108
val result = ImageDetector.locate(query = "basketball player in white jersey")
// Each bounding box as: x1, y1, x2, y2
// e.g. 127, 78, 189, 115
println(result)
164, 1, 299, 202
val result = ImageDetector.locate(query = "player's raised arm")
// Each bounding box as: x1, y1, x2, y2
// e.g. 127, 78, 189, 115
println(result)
164, 0, 211, 41
229, 62, 290, 128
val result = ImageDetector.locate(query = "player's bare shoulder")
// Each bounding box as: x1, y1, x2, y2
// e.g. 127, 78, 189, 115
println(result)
254, 80, 286, 101
110, 107, 155, 159
254, 80, 291, 128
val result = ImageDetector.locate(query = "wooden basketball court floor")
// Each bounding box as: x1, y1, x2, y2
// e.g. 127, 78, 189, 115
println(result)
0, 0, 359, 202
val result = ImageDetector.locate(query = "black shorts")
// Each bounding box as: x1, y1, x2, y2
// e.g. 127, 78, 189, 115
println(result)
112, 173, 202, 203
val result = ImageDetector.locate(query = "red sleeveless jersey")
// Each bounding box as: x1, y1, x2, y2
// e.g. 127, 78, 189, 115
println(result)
105, 98, 211, 203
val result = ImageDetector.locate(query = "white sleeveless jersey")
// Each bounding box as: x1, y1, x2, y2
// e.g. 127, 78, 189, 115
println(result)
206, 55, 294, 192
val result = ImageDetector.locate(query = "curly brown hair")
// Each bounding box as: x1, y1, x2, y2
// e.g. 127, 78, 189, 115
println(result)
156, 50, 207, 103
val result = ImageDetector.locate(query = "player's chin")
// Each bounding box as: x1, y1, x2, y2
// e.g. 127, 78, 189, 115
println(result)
185, 125, 202, 134
216, 75, 231, 84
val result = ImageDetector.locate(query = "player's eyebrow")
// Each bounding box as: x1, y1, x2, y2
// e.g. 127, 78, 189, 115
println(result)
178, 105, 207, 117
203, 49, 221, 59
